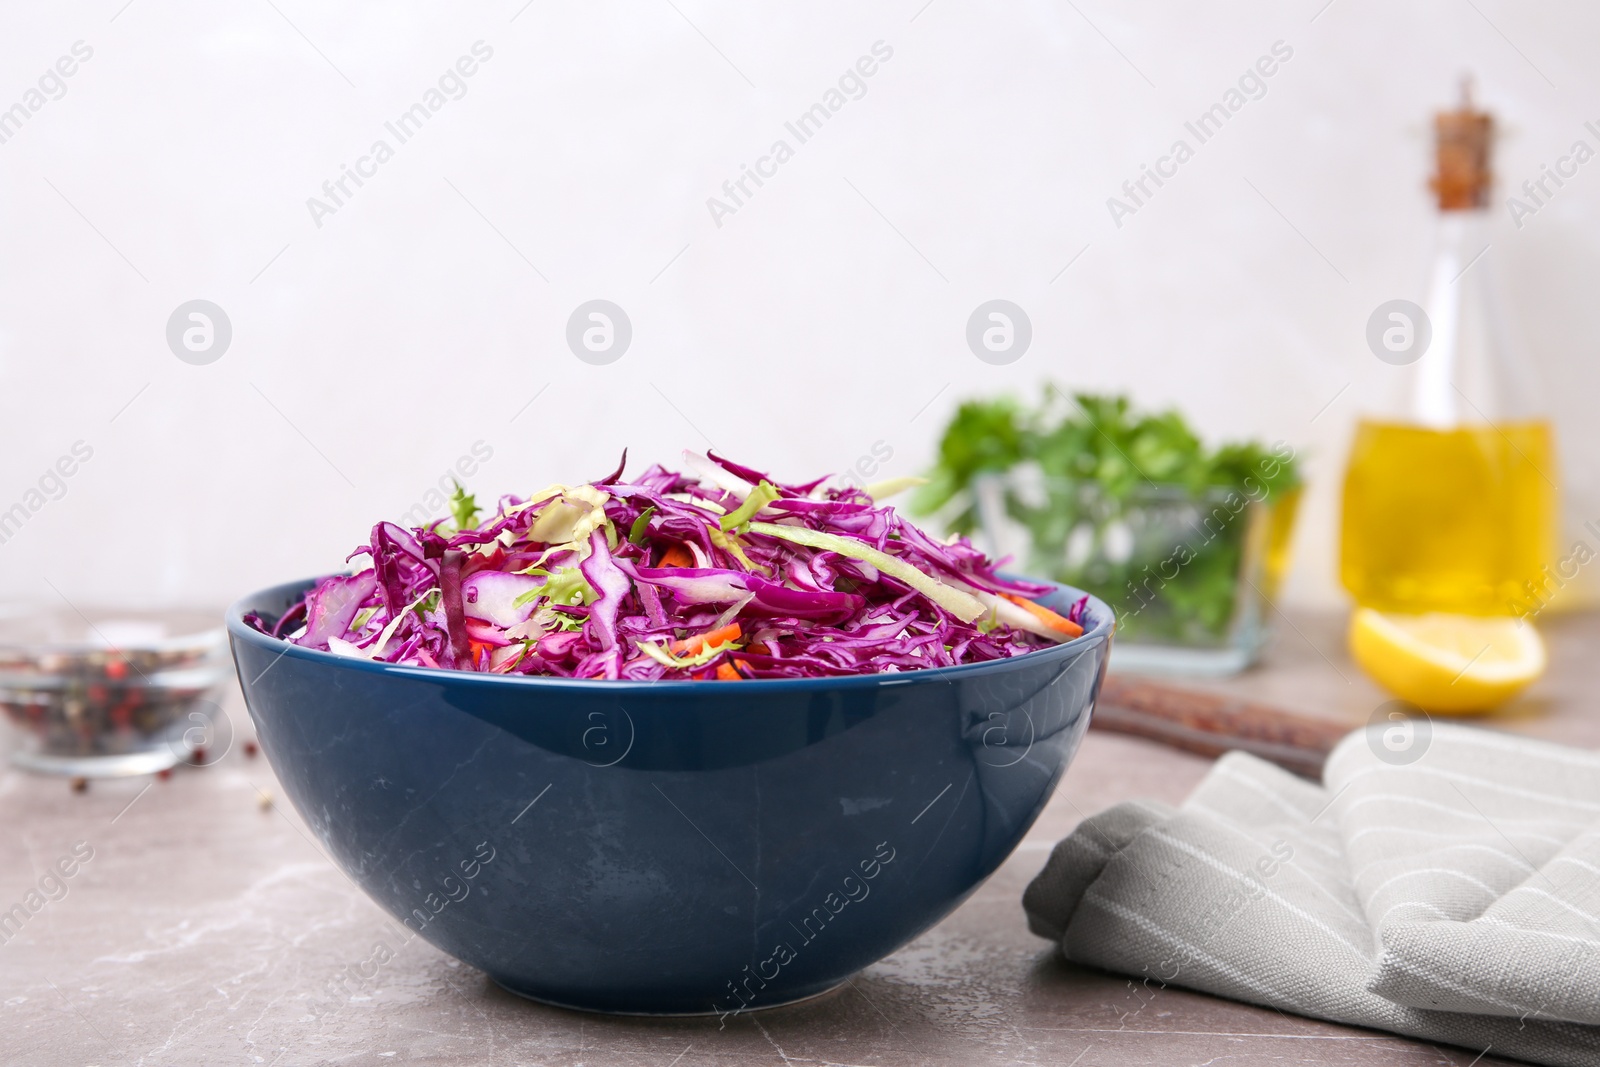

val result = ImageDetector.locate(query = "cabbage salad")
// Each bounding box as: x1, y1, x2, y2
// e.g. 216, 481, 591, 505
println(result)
253, 452, 1086, 680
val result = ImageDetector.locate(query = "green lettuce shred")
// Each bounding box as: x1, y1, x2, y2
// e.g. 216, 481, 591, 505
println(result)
634, 637, 743, 670
719, 480, 781, 532
747, 521, 986, 623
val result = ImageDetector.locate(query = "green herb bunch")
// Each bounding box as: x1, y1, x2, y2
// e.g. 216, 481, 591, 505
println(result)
914, 390, 1300, 645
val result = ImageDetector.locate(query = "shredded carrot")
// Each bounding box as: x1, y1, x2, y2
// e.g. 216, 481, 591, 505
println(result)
658, 543, 694, 568
468, 640, 492, 665
671, 622, 742, 656
715, 661, 742, 681
746, 641, 771, 656
1001, 593, 1084, 638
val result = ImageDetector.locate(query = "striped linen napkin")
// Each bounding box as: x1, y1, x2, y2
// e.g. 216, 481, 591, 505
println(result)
1023, 723, 1600, 1067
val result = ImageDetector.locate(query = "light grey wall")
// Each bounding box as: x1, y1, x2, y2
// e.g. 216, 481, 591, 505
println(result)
1, 0, 1595, 609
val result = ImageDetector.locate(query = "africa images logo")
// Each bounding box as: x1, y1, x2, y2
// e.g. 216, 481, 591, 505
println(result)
705, 41, 894, 228
305, 42, 495, 229
1105, 40, 1293, 228
713, 841, 896, 1024
0, 41, 94, 148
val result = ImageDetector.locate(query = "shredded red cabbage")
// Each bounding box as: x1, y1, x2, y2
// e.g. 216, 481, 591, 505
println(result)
256, 453, 1079, 680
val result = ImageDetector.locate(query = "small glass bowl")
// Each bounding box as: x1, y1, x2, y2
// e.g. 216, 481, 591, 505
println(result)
976, 471, 1301, 676
0, 608, 229, 777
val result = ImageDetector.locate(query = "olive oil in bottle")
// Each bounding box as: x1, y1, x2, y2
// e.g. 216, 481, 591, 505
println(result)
1339, 83, 1559, 616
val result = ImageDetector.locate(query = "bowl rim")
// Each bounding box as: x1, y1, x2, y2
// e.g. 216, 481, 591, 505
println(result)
227, 575, 1113, 693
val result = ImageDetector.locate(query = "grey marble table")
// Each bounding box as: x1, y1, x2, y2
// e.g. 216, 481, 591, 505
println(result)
8, 609, 1589, 1067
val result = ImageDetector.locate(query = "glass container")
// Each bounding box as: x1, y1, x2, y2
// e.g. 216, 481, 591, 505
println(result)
977, 471, 1299, 675
1340, 82, 1559, 616
0, 608, 229, 777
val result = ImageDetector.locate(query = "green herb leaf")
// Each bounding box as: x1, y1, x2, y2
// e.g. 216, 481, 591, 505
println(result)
628, 505, 657, 545
448, 480, 481, 531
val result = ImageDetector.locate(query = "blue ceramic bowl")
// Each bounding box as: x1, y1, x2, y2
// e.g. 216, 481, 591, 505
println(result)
227, 577, 1112, 1017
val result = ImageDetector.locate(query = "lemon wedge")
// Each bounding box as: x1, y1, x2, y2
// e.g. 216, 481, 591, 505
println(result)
1348, 608, 1546, 713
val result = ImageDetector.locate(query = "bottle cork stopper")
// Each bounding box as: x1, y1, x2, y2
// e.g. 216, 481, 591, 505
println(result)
1430, 78, 1493, 211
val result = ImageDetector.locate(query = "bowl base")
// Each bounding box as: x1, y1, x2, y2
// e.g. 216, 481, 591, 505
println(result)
490, 975, 850, 1018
